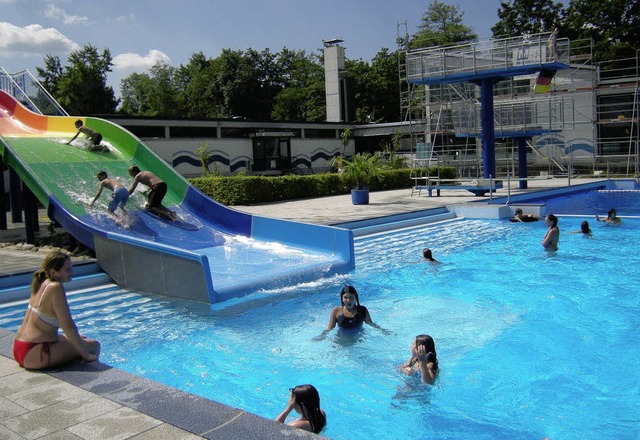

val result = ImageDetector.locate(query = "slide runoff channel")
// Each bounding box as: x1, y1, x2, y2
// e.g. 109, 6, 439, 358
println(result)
0, 91, 354, 303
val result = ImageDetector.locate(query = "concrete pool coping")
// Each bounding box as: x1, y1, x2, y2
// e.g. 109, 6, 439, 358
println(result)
0, 177, 613, 439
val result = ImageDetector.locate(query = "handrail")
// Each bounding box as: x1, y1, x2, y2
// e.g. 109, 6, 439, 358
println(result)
0, 68, 68, 116
0, 67, 42, 114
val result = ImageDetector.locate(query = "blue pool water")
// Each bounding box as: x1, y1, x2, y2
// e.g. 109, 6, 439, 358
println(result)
1, 189, 639, 439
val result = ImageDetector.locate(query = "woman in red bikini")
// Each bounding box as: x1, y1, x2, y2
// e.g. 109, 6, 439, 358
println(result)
13, 251, 100, 369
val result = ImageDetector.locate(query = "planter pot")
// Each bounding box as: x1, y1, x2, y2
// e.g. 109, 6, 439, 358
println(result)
351, 188, 369, 205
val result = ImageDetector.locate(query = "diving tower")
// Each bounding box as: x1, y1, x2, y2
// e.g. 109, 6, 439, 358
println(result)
406, 32, 571, 185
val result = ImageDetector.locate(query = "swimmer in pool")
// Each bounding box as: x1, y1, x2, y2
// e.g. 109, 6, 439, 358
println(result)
509, 208, 540, 222
274, 384, 326, 434
569, 220, 592, 235
595, 208, 621, 225
400, 334, 438, 384
542, 214, 560, 251
422, 248, 441, 264
315, 285, 388, 339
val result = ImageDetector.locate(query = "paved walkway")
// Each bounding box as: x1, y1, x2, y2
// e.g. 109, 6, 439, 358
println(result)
0, 177, 602, 439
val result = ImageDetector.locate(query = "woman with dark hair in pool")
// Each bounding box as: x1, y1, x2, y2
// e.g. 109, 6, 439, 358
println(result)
317, 285, 387, 339
400, 334, 438, 384
422, 248, 440, 264
570, 220, 592, 235
275, 384, 326, 434
596, 208, 622, 225
542, 214, 560, 251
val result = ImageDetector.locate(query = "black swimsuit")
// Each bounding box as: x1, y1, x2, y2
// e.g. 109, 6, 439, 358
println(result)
336, 305, 368, 329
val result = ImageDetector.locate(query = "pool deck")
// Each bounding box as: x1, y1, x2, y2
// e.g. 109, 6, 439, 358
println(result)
0, 177, 605, 439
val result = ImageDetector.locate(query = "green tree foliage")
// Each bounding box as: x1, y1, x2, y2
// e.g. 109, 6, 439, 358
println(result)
36, 55, 63, 97
563, 0, 639, 63
492, 0, 564, 37
270, 49, 326, 121
119, 62, 180, 117
411, 0, 478, 49
37, 44, 118, 115
174, 52, 218, 118
350, 48, 400, 123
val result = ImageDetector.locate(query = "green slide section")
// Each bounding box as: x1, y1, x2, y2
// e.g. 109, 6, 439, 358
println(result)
2, 117, 189, 219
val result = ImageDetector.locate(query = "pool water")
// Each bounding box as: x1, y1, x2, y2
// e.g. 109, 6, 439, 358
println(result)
1, 192, 639, 439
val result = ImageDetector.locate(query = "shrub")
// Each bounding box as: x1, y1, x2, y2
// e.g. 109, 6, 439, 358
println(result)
189, 166, 456, 205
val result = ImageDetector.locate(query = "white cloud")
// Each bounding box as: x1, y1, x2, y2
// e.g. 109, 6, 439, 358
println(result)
114, 13, 136, 24
0, 22, 80, 57
113, 50, 172, 71
43, 5, 89, 26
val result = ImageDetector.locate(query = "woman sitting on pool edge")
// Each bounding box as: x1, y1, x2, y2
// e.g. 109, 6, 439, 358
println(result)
13, 251, 100, 369
316, 285, 388, 339
275, 384, 326, 434
400, 334, 438, 384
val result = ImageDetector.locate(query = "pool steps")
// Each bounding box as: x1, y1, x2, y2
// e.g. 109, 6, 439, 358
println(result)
0, 261, 112, 303
337, 207, 457, 237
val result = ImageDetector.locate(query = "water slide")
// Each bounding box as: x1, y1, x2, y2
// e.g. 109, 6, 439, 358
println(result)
0, 90, 354, 303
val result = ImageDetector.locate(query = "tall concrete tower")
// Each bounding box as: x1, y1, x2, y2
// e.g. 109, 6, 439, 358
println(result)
323, 38, 346, 122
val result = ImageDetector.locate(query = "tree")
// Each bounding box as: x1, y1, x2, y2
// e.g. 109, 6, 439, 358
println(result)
343, 49, 401, 124
271, 49, 326, 121
563, 0, 639, 63
175, 52, 218, 119
119, 62, 180, 117
411, 0, 477, 49
38, 44, 118, 115
491, 0, 564, 38
36, 55, 63, 97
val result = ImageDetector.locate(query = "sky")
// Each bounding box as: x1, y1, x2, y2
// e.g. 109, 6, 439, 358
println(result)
1, 0, 501, 99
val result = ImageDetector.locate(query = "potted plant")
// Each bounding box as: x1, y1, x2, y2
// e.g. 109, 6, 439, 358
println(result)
341, 152, 382, 205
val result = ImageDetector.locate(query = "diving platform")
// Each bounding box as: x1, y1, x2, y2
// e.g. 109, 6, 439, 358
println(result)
406, 33, 570, 85
452, 96, 566, 138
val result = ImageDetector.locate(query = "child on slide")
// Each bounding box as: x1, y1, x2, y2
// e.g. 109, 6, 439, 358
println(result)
90, 171, 131, 226
67, 120, 108, 152
127, 165, 177, 221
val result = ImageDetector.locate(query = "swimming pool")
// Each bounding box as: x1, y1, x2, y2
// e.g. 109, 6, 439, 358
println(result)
1, 189, 639, 439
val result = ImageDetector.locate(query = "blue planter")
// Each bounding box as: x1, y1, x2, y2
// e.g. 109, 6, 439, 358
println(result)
351, 188, 369, 205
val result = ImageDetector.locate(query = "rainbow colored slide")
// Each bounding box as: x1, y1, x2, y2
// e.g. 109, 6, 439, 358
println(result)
0, 91, 354, 303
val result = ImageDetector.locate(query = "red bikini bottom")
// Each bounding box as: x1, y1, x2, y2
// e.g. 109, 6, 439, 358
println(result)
13, 339, 51, 368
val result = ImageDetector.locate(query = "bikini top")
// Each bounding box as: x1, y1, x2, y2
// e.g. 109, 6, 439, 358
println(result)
28, 283, 60, 328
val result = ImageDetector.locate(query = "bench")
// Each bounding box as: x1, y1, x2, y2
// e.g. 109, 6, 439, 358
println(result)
412, 178, 503, 197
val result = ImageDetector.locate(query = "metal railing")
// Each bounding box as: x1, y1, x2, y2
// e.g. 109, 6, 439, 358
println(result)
406, 33, 570, 83
0, 68, 67, 116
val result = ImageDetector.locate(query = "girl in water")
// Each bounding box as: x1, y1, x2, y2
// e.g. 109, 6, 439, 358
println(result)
275, 384, 326, 434
400, 334, 439, 384
542, 214, 560, 251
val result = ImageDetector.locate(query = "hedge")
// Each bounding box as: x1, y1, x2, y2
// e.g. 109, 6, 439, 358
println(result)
189, 166, 456, 206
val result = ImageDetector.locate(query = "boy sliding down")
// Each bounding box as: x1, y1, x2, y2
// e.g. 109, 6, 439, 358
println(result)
67, 120, 108, 152
90, 171, 131, 226
128, 165, 177, 221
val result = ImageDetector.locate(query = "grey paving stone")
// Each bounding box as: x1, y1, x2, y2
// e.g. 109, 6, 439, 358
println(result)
5, 380, 95, 411
0, 370, 56, 399
0, 396, 28, 421
2, 394, 121, 440
66, 406, 161, 440
128, 423, 204, 440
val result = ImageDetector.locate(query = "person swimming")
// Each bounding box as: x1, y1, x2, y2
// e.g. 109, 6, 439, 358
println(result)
510, 208, 540, 222
315, 285, 388, 339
